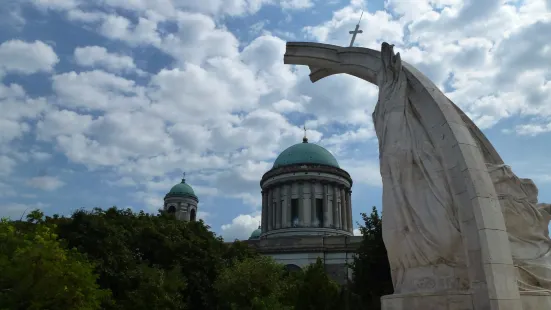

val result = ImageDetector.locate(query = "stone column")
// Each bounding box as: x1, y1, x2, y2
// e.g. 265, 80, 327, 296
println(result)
280, 183, 287, 229
341, 187, 348, 231
347, 190, 353, 233
322, 183, 328, 227
325, 183, 333, 228
261, 190, 266, 233
267, 188, 273, 231
332, 185, 339, 229
275, 186, 281, 229
310, 181, 316, 226
300, 182, 311, 226
184, 203, 190, 221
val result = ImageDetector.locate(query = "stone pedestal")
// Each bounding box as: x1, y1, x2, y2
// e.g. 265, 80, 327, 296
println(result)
381, 292, 473, 310
381, 291, 551, 310
520, 291, 551, 310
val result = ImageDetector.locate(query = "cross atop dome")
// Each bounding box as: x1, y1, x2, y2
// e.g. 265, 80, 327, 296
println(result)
303, 125, 308, 143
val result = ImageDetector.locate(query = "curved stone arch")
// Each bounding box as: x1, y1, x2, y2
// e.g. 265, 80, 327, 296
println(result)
284, 264, 302, 272
284, 42, 519, 309
295, 45, 504, 166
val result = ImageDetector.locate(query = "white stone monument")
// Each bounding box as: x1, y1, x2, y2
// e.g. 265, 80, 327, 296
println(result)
284, 39, 551, 310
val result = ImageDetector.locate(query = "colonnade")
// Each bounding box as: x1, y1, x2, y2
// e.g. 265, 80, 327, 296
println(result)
260, 180, 353, 234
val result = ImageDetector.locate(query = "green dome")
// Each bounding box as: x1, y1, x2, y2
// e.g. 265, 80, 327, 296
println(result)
273, 138, 339, 169
166, 178, 197, 199
249, 227, 261, 240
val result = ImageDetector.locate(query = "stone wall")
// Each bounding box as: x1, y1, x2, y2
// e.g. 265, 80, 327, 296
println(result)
242, 235, 361, 285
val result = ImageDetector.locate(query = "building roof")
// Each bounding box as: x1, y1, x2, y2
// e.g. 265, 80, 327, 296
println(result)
272, 137, 339, 169
165, 178, 198, 200
249, 227, 262, 240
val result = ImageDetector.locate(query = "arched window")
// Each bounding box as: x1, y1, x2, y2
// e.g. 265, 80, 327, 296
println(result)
315, 198, 324, 227
190, 208, 196, 221
284, 264, 302, 272
291, 199, 299, 226
167, 205, 176, 214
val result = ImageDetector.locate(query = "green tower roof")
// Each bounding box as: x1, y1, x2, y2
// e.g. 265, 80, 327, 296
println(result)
165, 177, 198, 200
249, 227, 261, 240
272, 137, 339, 169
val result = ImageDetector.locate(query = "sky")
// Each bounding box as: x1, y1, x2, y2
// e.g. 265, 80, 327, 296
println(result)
0, 0, 550, 241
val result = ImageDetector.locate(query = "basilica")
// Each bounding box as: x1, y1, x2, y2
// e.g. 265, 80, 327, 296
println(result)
163, 133, 361, 284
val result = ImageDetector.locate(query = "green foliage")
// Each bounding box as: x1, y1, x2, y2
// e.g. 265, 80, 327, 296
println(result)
117, 264, 187, 310
0, 218, 110, 310
215, 256, 346, 310
222, 240, 260, 267
50, 207, 226, 310
214, 256, 294, 310
293, 258, 341, 310
350, 207, 393, 310
4, 206, 375, 310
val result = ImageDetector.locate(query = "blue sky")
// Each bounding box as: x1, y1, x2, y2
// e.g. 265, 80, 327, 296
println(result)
0, 0, 550, 240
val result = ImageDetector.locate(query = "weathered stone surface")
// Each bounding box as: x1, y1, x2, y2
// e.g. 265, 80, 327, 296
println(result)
242, 235, 362, 254
284, 41, 521, 310
241, 235, 360, 284
488, 164, 551, 293
381, 292, 474, 310
520, 291, 551, 310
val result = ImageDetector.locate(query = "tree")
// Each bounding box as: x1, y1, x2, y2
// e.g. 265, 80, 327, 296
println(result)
0, 218, 110, 310
214, 256, 294, 310
293, 258, 341, 310
50, 207, 225, 310
350, 207, 393, 310
222, 240, 260, 267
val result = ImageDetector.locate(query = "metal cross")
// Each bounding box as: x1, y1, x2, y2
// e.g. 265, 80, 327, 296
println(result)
349, 11, 364, 47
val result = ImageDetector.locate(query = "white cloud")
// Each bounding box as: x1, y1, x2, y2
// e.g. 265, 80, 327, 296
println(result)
220, 213, 261, 241
2, 0, 549, 235
31, 0, 78, 10
98, 15, 162, 47
74, 46, 144, 75
340, 159, 382, 187
280, 0, 314, 10
353, 228, 361, 236
0, 40, 58, 76
272, 99, 304, 113
36, 109, 94, 140
26, 176, 65, 191
52, 70, 147, 112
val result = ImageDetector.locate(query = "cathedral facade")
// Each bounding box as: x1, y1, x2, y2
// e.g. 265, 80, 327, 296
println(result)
163, 135, 361, 284
247, 135, 361, 284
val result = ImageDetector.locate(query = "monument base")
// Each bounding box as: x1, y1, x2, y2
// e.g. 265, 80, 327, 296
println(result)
381, 292, 473, 310
382, 291, 550, 310
520, 291, 551, 310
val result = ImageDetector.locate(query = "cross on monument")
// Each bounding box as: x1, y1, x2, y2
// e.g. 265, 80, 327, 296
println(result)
349, 11, 364, 47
